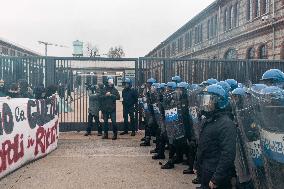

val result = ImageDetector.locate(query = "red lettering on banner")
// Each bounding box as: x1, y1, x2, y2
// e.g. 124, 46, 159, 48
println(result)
0, 134, 24, 173
34, 121, 58, 156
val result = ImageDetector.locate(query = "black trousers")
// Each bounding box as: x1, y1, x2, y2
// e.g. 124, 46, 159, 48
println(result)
123, 106, 135, 132
86, 113, 102, 133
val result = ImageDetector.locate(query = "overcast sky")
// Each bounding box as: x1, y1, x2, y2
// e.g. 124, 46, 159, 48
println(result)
0, 0, 214, 57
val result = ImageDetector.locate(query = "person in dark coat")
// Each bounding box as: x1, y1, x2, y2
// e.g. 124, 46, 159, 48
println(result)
101, 77, 120, 140
195, 84, 236, 189
8, 83, 20, 98
0, 80, 8, 97
120, 78, 138, 136
84, 84, 103, 136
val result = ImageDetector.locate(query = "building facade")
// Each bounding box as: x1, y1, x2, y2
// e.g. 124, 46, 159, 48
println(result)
146, 0, 284, 60
0, 38, 40, 57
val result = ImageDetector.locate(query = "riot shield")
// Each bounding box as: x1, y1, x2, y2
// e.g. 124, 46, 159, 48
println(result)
163, 91, 185, 144
187, 86, 204, 141
233, 90, 268, 189
252, 86, 284, 189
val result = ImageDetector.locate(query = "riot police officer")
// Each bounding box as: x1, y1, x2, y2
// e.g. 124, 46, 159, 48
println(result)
172, 75, 182, 84
140, 78, 157, 146
101, 76, 120, 140
195, 84, 236, 189
84, 84, 103, 136
225, 79, 238, 91
121, 78, 138, 136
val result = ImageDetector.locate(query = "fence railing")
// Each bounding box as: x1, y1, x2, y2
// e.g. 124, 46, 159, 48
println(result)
138, 57, 284, 85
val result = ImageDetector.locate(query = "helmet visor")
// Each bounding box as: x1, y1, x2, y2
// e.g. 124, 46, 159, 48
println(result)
198, 94, 218, 112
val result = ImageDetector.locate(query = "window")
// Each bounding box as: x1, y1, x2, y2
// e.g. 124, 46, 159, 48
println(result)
224, 48, 238, 59
2, 47, 8, 55
255, 0, 260, 18
199, 24, 203, 42
10, 50, 16, 56
247, 47, 255, 59
280, 42, 284, 59
195, 26, 198, 44
162, 48, 165, 57
233, 3, 238, 27
178, 37, 183, 53
214, 15, 218, 36
207, 20, 210, 39
258, 44, 267, 59
185, 32, 190, 49
263, 0, 269, 14
189, 31, 192, 47
166, 45, 171, 57
229, 6, 233, 29
171, 41, 177, 55
224, 8, 228, 31
247, 0, 253, 20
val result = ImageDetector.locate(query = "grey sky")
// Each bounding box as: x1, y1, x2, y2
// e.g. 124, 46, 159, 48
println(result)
0, 0, 214, 57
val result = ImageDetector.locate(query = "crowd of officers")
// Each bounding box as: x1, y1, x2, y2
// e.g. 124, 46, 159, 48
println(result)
136, 69, 284, 189
83, 69, 284, 189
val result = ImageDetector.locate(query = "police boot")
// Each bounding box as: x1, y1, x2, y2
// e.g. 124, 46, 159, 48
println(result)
183, 168, 194, 174
102, 133, 108, 139
140, 137, 145, 141
112, 132, 118, 140
98, 126, 103, 136
140, 137, 150, 146
150, 148, 158, 154
161, 160, 174, 169
131, 131, 135, 136
120, 131, 128, 135
84, 132, 91, 136
192, 177, 200, 184
152, 153, 165, 160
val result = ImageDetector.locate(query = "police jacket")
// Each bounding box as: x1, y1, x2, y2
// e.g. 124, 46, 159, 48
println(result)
122, 87, 138, 109
101, 86, 120, 113
196, 111, 236, 186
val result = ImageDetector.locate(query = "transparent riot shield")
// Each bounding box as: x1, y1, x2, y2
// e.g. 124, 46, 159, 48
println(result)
252, 86, 284, 189
233, 90, 269, 189
187, 86, 204, 140
163, 91, 185, 144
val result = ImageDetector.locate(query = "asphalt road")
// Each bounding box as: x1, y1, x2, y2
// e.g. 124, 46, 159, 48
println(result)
0, 132, 197, 189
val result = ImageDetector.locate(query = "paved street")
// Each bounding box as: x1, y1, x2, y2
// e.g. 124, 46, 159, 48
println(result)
0, 132, 197, 189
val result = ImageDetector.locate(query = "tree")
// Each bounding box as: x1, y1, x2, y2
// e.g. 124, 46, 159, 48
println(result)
85, 42, 99, 57
107, 46, 125, 58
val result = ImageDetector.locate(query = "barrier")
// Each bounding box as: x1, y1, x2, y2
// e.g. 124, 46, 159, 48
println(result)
0, 96, 59, 179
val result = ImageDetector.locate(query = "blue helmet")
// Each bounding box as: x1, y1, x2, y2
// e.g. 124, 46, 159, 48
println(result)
177, 82, 189, 89
151, 83, 160, 89
261, 69, 284, 82
225, 79, 238, 90
203, 78, 218, 86
171, 75, 182, 83
158, 83, 167, 89
232, 87, 246, 96
122, 77, 132, 84
147, 78, 156, 84
205, 84, 229, 109
217, 81, 231, 93
167, 82, 177, 90
107, 76, 113, 80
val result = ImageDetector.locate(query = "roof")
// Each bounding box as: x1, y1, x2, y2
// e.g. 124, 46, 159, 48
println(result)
0, 37, 41, 56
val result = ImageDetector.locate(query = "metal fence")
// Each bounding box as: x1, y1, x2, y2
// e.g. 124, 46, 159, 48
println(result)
1, 56, 284, 131
138, 57, 284, 85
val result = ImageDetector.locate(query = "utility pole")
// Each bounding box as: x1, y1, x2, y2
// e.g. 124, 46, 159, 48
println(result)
38, 41, 69, 56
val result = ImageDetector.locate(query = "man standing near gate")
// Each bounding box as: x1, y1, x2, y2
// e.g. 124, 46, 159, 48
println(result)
101, 76, 120, 140
120, 78, 138, 136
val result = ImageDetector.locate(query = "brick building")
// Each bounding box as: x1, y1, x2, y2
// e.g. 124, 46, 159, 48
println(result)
0, 38, 40, 57
146, 0, 284, 60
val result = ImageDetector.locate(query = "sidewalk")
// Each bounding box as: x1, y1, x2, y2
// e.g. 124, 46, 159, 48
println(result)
0, 132, 197, 189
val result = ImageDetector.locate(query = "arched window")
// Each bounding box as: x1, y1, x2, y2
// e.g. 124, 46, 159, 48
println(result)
247, 0, 253, 20
229, 6, 233, 29
247, 47, 255, 59
224, 48, 238, 59
258, 44, 268, 59
233, 3, 238, 27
